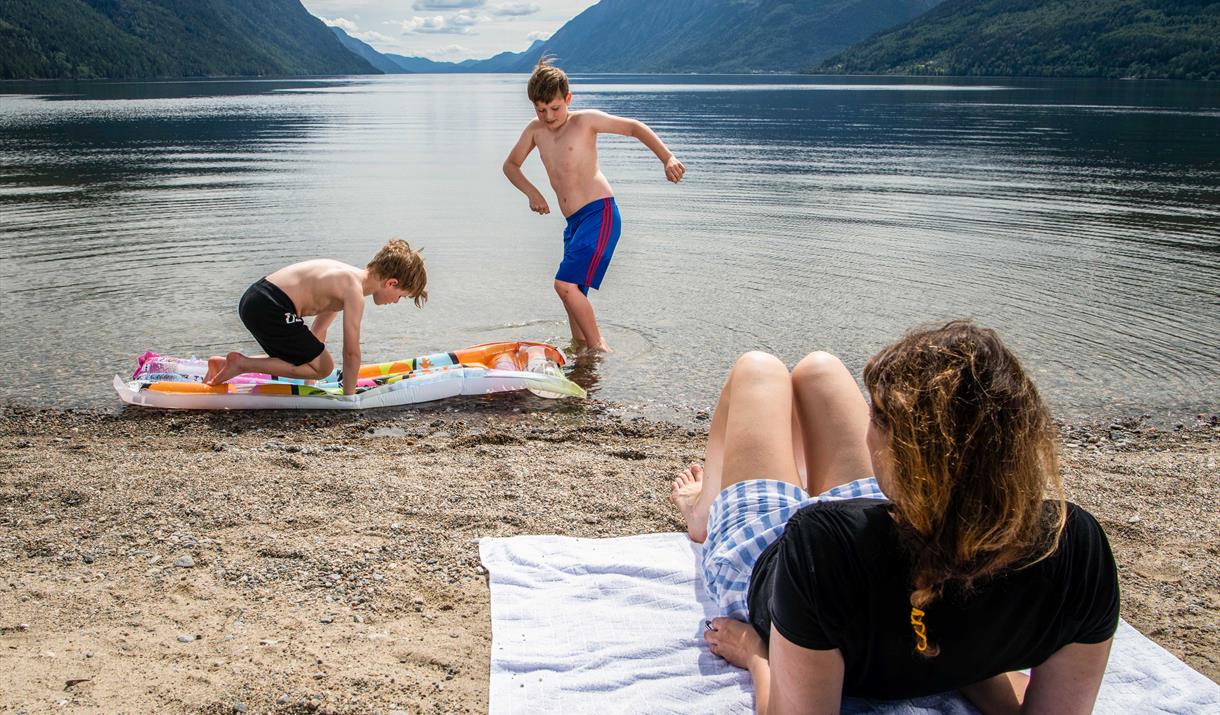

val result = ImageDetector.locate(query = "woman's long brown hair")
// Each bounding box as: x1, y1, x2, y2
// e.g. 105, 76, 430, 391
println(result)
862, 321, 1065, 657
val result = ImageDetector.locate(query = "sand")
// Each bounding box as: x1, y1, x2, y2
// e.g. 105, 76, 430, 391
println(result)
1, 402, 1216, 713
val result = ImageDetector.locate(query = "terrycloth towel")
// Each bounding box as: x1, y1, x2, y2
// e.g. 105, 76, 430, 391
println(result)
480, 532, 1220, 715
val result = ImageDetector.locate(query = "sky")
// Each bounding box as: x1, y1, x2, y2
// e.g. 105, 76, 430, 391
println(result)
300, 0, 599, 61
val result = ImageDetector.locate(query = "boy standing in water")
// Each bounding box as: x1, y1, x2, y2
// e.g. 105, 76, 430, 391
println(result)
503, 59, 685, 352
204, 239, 427, 395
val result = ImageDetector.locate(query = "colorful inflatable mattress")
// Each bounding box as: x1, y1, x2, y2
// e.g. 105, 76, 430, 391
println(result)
114, 341, 585, 410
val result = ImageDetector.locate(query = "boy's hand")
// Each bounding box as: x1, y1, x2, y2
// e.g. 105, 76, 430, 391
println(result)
664, 156, 686, 183
529, 191, 551, 215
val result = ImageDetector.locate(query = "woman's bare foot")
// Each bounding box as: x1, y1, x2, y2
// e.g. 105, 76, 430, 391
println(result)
205, 352, 246, 386
671, 462, 708, 543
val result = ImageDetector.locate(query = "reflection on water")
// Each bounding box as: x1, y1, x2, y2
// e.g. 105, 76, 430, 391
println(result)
0, 74, 1217, 422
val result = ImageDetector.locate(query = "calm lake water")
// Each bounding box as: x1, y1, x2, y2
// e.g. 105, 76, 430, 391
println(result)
1, 74, 1217, 422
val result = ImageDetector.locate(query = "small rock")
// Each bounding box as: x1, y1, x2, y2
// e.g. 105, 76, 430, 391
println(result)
276, 694, 290, 705
320, 615, 333, 624
312, 671, 325, 680
232, 703, 248, 713
177, 634, 195, 643
1128, 516, 1142, 524
84, 651, 93, 658
413, 597, 425, 605
82, 553, 95, 564
353, 615, 364, 624
174, 555, 195, 568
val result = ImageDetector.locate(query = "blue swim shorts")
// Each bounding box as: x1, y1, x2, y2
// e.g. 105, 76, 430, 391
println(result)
556, 197, 621, 295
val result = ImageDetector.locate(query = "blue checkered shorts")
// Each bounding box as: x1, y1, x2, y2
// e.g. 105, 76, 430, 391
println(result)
701, 477, 886, 620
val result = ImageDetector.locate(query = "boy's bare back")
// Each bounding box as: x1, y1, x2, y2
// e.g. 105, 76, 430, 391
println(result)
265, 259, 364, 317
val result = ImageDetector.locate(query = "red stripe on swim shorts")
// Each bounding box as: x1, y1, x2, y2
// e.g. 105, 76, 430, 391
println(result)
585, 198, 612, 287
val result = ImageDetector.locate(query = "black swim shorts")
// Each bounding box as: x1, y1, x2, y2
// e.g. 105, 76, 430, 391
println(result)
238, 278, 326, 366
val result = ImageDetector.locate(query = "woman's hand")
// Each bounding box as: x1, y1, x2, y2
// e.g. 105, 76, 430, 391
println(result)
705, 617, 768, 670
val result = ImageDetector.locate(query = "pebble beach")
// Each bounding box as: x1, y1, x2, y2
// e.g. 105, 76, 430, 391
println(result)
0, 401, 1216, 713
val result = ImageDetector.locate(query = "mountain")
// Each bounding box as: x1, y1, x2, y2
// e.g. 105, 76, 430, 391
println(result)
382, 41, 544, 74
376, 0, 943, 74
0, 0, 379, 80
330, 26, 409, 74
384, 54, 466, 74
494, 0, 947, 73
819, 0, 1220, 80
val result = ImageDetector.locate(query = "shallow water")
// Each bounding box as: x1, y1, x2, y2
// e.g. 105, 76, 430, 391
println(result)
0, 74, 1217, 422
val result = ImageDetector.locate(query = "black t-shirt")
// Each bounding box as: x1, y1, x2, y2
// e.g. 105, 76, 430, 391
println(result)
747, 498, 1119, 700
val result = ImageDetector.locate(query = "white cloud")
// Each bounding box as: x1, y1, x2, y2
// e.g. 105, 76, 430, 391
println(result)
526, 30, 551, 42
356, 30, 396, 44
413, 0, 485, 9
394, 8, 490, 34
395, 14, 474, 34
492, 2, 540, 16
450, 9, 487, 26
425, 44, 477, 59
320, 16, 360, 32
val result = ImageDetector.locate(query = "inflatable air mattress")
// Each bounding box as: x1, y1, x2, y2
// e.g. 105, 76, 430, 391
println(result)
114, 341, 585, 410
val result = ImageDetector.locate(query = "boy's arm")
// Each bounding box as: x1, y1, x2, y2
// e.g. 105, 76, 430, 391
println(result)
586, 111, 685, 183
310, 311, 336, 343
502, 124, 550, 214
340, 285, 365, 396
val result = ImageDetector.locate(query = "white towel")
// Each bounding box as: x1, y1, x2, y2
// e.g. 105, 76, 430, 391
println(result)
480, 532, 1219, 715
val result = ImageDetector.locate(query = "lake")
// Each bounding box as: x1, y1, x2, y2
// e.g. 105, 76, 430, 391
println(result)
0, 74, 1217, 422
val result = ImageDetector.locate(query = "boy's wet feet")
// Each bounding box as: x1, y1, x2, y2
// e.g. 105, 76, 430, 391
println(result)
671, 462, 707, 543
205, 352, 246, 386
204, 355, 226, 384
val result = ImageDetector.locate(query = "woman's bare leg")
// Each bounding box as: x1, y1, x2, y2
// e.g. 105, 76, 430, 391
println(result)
672, 351, 801, 542
790, 351, 873, 496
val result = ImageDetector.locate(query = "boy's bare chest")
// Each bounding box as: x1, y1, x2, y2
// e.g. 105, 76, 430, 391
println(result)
536, 129, 597, 170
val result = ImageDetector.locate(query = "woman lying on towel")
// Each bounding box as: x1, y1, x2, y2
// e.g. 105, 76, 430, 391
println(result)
671, 321, 1118, 714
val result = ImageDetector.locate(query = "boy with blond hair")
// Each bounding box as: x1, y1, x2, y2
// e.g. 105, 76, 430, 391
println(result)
204, 239, 427, 395
503, 58, 685, 352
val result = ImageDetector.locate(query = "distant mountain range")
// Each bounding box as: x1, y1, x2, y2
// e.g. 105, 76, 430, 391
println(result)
329, 26, 544, 74
819, 0, 1220, 80
0, 0, 375, 80
381, 0, 946, 74
1, 0, 1216, 81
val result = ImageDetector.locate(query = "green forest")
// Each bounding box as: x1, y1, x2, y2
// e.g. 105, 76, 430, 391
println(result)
819, 0, 1220, 80
0, 0, 375, 79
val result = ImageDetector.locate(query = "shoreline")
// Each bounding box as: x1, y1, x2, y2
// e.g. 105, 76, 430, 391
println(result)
1, 402, 1216, 712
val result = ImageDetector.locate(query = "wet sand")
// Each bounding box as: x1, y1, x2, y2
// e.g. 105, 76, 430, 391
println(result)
1, 402, 1216, 712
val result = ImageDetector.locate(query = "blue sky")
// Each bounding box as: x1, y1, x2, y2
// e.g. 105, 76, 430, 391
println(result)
300, 0, 598, 61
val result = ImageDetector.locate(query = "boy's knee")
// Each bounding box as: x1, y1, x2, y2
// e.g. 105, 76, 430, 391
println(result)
733, 351, 787, 380
553, 280, 577, 296
308, 352, 334, 379
792, 351, 845, 383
